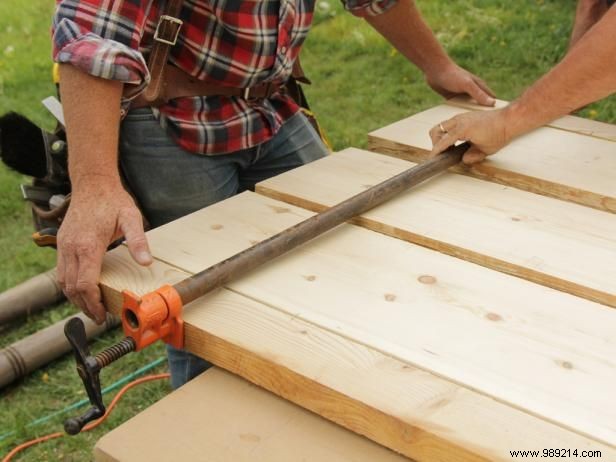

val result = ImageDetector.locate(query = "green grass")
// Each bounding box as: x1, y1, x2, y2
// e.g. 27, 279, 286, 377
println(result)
0, 0, 614, 460
303, 0, 615, 150
0, 2, 169, 460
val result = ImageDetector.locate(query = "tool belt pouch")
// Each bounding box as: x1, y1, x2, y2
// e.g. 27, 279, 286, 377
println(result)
0, 113, 70, 245
24, 127, 71, 246
285, 71, 330, 151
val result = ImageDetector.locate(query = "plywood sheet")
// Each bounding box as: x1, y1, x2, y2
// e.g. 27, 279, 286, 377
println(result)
100, 246, 616, 461
94, 368, 408, 462
368, 105, 616, 213
257, 148, 616, 308
99, 191, 616, 451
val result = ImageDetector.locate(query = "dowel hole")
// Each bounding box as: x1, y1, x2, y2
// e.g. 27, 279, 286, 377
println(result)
125, 309, 139, 329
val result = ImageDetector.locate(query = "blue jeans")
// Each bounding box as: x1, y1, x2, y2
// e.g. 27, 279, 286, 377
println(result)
119, 110, 328, 389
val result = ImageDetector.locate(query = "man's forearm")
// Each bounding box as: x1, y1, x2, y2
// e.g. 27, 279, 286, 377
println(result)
59, 64, 124, 191
505, 6, 616, 139
364, 0, 452, 75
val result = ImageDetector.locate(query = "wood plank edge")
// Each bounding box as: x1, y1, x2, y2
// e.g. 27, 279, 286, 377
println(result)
366, 136, 616, 214
185, 323, 489, 462
255, 185, 616, 310
94, 448, 120, 462
185, 294, 616, 455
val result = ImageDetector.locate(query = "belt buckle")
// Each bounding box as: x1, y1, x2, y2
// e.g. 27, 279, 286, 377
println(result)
242, 87, 254, 101
242, 83, 273, 102
154, 15, 183, 46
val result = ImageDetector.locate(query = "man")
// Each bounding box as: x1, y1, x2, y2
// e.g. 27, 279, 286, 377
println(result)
570, 0, 615, 47
430, 1, 615, 164
53, 0, 495, 388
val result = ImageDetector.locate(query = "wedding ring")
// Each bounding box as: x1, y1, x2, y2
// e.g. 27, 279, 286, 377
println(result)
439, 123, 447, 134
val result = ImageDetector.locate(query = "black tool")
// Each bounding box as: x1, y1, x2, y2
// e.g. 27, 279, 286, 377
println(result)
63, 317, 135, 435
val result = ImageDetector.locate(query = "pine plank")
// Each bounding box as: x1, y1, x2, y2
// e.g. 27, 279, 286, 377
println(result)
447, 96, 616, 142
100, 191, 616, 448
367, 105, 616, 213
99, 246, 616, 461
256, 148, 616, 308
95, 368, 409, 462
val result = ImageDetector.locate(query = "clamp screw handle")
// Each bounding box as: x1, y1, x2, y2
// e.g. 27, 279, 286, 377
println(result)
63, 317, 135, 435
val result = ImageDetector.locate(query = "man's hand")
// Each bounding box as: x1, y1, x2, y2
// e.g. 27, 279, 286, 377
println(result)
429, 109, 510, 165
57, 178, 152, 324
364, 0, 496, 107
425, 63, 496, 107
429, 2, 616, 165
57, 64, 148, 324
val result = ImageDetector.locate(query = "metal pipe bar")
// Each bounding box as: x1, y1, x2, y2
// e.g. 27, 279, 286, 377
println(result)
174, 143, 469, 305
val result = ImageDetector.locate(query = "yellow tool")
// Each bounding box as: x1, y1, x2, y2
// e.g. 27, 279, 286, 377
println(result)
52, 63, 60, 85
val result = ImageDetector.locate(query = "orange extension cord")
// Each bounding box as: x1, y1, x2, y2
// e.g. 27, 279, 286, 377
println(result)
2, 373, 170, 462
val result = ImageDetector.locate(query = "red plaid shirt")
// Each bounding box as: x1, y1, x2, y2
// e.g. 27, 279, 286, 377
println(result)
53, 0, 396, 155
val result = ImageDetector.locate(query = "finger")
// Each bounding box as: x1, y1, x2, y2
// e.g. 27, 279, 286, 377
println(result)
462, 146, 488, 165
76, 246, 107, 325
429, 118, 457, 146
429, 125, 445, 146
430, 131, 461, 157
119, 208, 152, 266
440, 118, 458, 132
472, 76, 496, 99
436, 89, 456, 100
464, 80, 496, 107
62, 250, 91, 316
57, 237, 84, 312
56, 249, 67, 292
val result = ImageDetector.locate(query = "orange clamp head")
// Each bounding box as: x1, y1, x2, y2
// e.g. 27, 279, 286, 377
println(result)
121, 285, 184, 351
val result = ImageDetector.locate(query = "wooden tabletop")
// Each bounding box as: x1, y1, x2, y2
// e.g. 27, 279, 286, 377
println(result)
98, 103, 616, 461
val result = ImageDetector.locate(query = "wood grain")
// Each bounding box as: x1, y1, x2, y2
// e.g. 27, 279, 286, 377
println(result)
368, 105, 616, 213
257, 148, 616, 308
95, 368, 409, 462
99, 246, 616, 460
101, 192, 616, 448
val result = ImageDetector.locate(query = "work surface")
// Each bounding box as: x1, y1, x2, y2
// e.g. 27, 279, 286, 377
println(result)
100, 99, 616, 461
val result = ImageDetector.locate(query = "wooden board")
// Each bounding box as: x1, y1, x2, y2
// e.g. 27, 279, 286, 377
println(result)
95, 368, 409, 462
448, 96, 616, 142
100, 247, 616, 461
257, 148, 616, 308
98, 192, 616, 459
368, 104, 616, 213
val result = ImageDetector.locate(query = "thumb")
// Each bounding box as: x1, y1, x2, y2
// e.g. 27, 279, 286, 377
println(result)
462, 145, 488, 165
119, 209, 153, 266
465, 80, 495, 107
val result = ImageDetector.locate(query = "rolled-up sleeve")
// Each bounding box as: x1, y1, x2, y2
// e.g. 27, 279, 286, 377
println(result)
341, 0, 398, 17
52, 0, 151, 92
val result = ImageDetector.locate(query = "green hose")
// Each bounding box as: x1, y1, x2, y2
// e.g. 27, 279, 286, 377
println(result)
0, 356, 167, 442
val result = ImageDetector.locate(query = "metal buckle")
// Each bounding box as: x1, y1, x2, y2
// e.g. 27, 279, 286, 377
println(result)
242, 83, 274, 102
154, 15, 183, 46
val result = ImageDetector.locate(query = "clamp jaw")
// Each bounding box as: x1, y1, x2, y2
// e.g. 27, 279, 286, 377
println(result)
63, 285, 183, 435
122, 285, 183, 351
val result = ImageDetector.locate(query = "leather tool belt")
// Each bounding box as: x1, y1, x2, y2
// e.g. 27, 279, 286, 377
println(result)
131, 65, 287, 108
132, 3, 303, 108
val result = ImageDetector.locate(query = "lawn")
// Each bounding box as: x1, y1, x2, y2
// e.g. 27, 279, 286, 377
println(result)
0, 0, 614, 460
